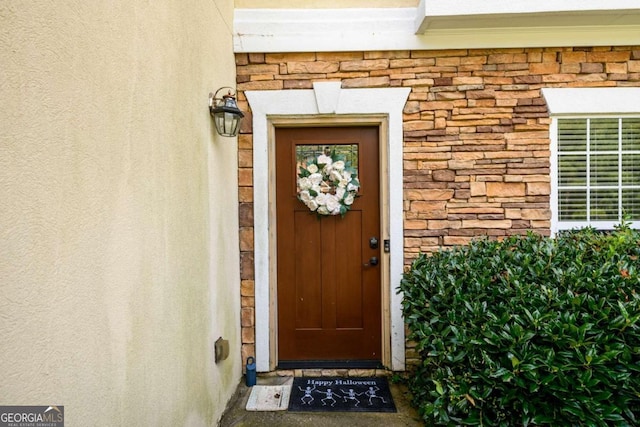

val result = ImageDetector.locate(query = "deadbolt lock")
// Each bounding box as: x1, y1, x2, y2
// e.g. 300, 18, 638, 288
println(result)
369, 237, 379, 249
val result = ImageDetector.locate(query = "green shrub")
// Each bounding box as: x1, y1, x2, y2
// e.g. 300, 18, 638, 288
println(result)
400, 225, 640, 426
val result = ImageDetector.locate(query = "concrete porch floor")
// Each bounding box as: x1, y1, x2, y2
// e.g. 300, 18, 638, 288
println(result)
219, 373, 423, 426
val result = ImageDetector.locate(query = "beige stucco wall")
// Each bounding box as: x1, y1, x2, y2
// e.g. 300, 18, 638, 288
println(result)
235, 0, 418, 8
0, 1, 240, 425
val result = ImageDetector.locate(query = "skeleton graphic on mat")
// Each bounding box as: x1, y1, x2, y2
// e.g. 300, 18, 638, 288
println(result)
316, 388, 341, 407
298, 385, 316, 405
340, 388, 364, 407
365, 386, 387, 405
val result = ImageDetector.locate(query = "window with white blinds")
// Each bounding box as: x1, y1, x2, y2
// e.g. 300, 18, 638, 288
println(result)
555, 117, 640, 229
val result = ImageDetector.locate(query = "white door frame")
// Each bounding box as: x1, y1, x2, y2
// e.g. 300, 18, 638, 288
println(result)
246, 82, 410, 372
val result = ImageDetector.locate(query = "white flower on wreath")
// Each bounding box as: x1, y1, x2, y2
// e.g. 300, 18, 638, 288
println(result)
325, 195, 341, 214
299, 190, 312, 204
317, 205, 330, 215
330, 170, 343, 183
309, 173, 323, 186
298, 177, 312, 191
315, 193, 328, 206
317, 154, 332, 167
296, 150, 360, 217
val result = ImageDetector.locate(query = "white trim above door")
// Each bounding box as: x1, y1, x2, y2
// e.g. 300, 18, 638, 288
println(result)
234, 6, 640, 53
246, 83, 410, 372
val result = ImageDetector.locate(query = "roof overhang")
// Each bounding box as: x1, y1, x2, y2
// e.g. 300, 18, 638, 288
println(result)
234, 2, 640, 53
416, 0, 640, 33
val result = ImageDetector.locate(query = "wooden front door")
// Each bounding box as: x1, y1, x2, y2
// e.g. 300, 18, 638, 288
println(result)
275, 127, 381, 364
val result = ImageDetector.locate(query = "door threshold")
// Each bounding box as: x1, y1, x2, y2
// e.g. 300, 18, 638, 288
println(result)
277, 360, 383, 370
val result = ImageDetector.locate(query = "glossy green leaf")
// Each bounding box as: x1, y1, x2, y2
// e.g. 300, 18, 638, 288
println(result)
399, 225, 640, 425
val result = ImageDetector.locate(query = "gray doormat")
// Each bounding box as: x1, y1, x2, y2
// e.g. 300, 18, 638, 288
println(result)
288, 377, 396, 413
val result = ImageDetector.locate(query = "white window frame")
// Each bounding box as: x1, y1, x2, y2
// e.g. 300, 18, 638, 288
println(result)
543, 88, 640, 233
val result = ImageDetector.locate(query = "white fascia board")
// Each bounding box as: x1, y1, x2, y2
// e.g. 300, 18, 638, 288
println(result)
542, 88, 640, 116
416, 0, 640, 32
234, 8, 415, 52
234, 7, 640, 53
424, 0, 639, 15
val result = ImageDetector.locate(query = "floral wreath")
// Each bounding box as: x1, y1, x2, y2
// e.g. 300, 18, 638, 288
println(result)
297, 151, 360, 217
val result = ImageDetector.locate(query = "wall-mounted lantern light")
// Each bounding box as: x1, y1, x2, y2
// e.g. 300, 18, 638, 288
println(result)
209, 87, 244, 137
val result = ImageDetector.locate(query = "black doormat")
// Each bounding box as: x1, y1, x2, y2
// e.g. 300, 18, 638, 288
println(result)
288, 377, 396, 413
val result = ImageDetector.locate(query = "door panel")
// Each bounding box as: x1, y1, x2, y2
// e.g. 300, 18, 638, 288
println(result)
334, 211, 363, 329
293, 210, 322, 328
275, 127, 381, 363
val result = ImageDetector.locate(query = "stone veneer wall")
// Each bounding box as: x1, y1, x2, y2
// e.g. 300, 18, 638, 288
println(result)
235, 46, 640, 367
